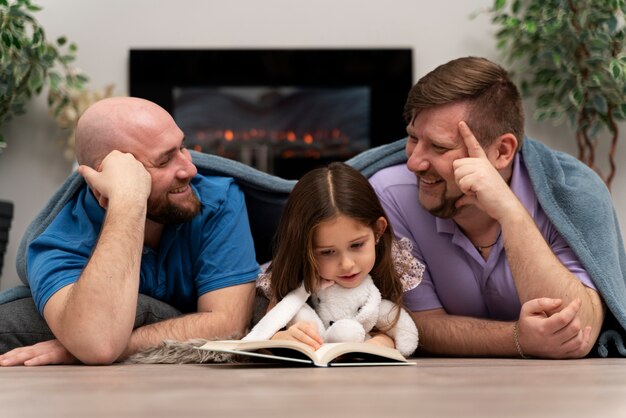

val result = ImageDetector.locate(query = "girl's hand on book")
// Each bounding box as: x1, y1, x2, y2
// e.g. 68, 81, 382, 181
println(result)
271, 321, 324, 350
366, 333, 395, 349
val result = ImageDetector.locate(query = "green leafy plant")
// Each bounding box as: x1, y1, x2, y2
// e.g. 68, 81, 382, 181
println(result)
0, 0, 88, 153
489, 0, 626, 188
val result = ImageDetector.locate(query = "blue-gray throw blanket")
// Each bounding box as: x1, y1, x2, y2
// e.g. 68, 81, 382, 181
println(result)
4, 137, 626, 356
521, 139, 626, 357
10, 139, 405, 284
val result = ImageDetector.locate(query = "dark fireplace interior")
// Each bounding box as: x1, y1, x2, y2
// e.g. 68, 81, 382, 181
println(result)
130, 49, 413, 179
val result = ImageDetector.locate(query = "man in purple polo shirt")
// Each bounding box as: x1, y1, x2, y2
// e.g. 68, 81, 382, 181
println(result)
370, 57, 605, 359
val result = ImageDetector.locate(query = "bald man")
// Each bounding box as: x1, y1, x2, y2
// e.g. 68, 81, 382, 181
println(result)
0, 97, 260, 365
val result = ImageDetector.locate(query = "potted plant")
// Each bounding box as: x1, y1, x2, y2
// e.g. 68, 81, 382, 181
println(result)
0, 0, 92, 277
0, 0, 89, 154
488, 0, 626, 189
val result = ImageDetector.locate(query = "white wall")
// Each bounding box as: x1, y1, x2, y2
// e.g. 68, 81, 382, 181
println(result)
1, 0, 624, 290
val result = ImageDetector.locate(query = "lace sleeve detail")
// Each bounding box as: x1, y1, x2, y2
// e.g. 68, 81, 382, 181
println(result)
256, 262, 273, 299
392, 237, 425, 292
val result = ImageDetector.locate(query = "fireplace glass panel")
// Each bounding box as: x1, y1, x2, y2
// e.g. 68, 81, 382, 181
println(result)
174, 86, 369, 176
129, 49, 413, 179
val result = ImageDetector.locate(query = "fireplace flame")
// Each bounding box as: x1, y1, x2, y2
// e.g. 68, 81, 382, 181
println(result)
192, 127, 358, 166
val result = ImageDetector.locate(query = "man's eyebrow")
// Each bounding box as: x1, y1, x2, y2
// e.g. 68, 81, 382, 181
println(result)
156, 138, 186, 161
156, 147, 176, 161
432, 136, 458, 148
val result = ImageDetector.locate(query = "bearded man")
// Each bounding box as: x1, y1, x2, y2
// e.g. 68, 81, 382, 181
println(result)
0, 97, 259, 365
370, 57, 607, 359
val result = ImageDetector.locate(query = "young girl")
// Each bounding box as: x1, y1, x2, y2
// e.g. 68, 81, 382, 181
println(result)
255, 162, 423, 352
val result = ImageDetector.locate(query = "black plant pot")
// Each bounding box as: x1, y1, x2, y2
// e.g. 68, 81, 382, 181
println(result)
0, 200, 14, 278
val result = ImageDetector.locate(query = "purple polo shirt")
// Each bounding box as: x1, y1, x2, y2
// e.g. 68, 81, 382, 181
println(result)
370, 154, 595, 321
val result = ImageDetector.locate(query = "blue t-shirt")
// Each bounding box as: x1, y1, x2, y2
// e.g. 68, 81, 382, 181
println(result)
27, 174, 260, 314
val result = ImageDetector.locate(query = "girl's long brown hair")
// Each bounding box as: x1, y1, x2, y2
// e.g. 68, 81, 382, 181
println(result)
269, 162, 404, 316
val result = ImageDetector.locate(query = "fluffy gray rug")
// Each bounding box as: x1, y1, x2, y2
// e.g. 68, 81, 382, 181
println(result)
126, 294, 271, 364
125, 339, 238, 364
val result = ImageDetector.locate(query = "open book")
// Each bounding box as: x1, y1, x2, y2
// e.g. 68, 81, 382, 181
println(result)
196, 339, 416, 367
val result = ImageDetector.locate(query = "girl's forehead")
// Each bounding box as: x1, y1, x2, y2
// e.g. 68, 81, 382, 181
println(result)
317, 214, 367, 229
314, 215, 372, 242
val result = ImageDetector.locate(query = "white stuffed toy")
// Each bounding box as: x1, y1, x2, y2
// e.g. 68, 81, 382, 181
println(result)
243, 275, 418, 357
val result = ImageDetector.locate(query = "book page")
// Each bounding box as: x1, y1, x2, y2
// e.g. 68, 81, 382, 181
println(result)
198, 339, 317, 364
197, 339, 415, 367
314, 342, 408, 365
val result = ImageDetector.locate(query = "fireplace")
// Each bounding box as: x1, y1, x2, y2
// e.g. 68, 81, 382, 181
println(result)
130, 49, 412, 179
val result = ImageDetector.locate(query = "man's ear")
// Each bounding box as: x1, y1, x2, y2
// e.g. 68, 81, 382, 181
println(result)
375, 216, 388, 240
492, 133, 518, 170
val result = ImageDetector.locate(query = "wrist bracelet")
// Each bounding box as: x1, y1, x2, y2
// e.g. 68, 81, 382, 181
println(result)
512, 321, 527, 359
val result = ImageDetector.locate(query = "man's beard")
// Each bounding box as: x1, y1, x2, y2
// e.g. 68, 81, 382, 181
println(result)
147, 189, 201, 224
417, 173, 463, 218
422, 194, 463, 218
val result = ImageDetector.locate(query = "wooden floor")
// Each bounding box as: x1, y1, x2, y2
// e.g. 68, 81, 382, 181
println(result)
2, 358, 626, 417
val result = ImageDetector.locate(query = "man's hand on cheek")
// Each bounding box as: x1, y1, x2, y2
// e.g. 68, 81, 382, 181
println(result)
78, 150, 152, 208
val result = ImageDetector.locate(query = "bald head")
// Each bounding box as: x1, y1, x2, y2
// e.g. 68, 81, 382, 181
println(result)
75, 97, 176, 168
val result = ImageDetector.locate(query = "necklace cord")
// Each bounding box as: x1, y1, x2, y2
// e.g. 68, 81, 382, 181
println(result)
475, 229, 502, 252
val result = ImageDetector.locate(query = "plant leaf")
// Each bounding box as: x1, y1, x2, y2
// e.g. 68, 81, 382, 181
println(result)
2, 32, 12, 48
26, 4, 42, 12
592, 94, 608, 113
610, 59, 623, 79
618, 103, 626, 119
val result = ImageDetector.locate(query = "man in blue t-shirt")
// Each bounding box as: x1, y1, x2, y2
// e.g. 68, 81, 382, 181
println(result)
0, 97, 260, 365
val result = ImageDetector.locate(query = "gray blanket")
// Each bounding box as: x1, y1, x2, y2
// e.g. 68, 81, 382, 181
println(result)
12, 140, 405, 284
521, 139, 626, 357
5, 137, 626, 356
